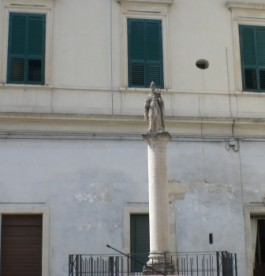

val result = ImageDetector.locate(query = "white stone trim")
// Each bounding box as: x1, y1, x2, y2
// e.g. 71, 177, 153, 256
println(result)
118, 1, 171, 90
0, 204, 50, 276
0, 0, 54, 85
123, 203, 149, 254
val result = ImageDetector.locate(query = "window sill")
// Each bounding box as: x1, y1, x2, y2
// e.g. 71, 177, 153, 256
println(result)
1, 83, 51, 90
117, 0, 173, 5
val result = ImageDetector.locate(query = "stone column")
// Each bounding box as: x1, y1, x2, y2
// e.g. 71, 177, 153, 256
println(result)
142, 132, 174, 274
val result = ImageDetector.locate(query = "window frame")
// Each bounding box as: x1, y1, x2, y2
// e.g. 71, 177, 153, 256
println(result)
227, 1, 265, 93
118, 1, 171, 90
127, 18, 164, 89
1, 1, 53, 86
7, 12, 46, 85
239, 25, 265, 92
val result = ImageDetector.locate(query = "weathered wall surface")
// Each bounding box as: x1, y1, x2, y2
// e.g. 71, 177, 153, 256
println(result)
1, 137, 264, 275
0, 139, 147, 275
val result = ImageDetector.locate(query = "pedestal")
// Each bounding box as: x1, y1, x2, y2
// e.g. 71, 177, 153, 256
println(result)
142, 132, 174, 275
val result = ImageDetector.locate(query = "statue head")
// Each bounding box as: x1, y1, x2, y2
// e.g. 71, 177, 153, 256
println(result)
150, 81, 156, 92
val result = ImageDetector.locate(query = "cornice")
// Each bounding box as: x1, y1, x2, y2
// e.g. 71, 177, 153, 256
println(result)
1, 113, 265, 140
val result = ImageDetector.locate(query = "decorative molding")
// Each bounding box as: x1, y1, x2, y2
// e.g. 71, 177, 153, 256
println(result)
1, 113, 265, 140
2, 0, 55, 9
226, 0, 265, 10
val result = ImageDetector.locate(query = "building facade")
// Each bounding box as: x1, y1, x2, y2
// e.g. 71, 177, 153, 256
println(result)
1, 0, 265, 275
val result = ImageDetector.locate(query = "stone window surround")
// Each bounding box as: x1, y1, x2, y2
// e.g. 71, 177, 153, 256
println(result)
117, 0, 173, 90
0, 0, 54, 86
226, 0, 265, 93
0, 204, 50, 276
123, 202, 176, 254
123, 203, 149, 254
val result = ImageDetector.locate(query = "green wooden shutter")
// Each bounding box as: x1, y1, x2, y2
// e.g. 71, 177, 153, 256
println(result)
27, 14, 46, 84
8, 14, 27, 83
128, 20, 145, 87
7, 13, 45, 84
257, 28, 265, 90
130, 214, 150, 272
146, 20, 163, 88
128, 19, 163, 88
239, 25, 265, 92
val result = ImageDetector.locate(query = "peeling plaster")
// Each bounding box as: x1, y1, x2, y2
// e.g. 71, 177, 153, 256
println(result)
207, 183, 233, 194
75, 191, 113, 203
74, 183, 119, 203
77, 222, 120, 233
168, 179, 188, 201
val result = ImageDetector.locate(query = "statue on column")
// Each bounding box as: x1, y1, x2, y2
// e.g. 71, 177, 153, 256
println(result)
144, 81, 165, 133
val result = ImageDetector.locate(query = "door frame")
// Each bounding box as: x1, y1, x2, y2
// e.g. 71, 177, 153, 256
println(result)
0, 204, 50, 276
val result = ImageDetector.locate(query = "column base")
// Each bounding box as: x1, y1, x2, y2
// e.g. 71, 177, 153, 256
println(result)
143, 253, 175, 275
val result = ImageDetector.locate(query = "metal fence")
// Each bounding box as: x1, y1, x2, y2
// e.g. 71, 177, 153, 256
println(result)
69, 251, 237, 276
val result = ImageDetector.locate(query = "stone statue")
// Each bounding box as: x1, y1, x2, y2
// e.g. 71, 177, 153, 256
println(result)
144, 81, 165, 133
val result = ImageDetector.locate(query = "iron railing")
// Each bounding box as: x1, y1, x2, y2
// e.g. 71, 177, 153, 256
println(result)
69, 251, 237, 276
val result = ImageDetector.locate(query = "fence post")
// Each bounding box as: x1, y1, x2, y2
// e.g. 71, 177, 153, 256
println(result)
77, 255, 81, 276
234, 254, 238, 276
69, 255, 72, 276
109, 257, 114, 276
216, 252, 220, 276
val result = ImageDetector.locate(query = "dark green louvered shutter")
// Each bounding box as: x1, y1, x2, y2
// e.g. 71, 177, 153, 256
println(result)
257, 28, 265, 90
130, 214, 150, 272
146, 21, 163, 87
128, 20, 145, 87
7, 13, 46, 84
128, 19, 163, 88
239, 25, 265, 92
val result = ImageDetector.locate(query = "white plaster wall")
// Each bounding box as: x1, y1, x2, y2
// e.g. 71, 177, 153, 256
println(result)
168, 0, 234, 92
52, 0, 112, 88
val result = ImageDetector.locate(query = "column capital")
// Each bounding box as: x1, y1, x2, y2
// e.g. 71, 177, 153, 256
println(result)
142, 131, 171, 144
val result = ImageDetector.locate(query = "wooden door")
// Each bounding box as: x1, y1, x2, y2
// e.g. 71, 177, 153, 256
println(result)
1, 214, 42, 276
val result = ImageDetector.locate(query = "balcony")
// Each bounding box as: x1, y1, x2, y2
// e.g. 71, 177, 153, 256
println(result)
69, 251, 237, 276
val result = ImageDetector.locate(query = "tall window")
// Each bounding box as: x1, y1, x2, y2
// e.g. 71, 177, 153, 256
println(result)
128, 19, 163, 88
239, 25, 265, 92
7, 13, 46, 85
